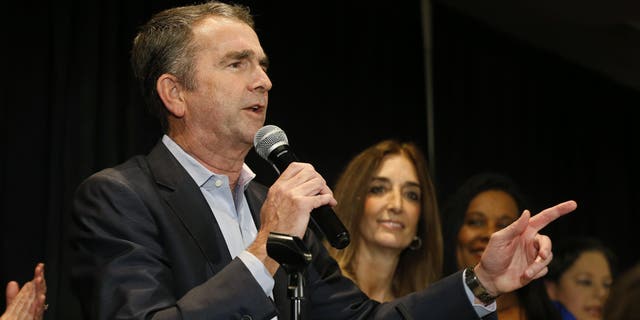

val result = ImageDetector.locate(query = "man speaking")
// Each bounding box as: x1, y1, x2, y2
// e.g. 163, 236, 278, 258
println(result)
69, 1, 577, 319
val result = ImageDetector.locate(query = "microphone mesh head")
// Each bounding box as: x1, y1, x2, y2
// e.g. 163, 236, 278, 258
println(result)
254, 125, 289, 160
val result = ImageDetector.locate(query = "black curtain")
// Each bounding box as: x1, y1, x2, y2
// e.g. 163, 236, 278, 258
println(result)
432, 2, 639, 275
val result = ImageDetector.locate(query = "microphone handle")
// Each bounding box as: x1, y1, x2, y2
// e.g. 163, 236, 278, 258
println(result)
267, 145, 350, 249
268, 145, 298, 175
310, 206, 350, 249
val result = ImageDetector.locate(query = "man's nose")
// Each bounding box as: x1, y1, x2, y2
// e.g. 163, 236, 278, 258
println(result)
251, 66, 272, 93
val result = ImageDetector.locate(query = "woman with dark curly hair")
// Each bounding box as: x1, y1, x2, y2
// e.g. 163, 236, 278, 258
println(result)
441, 172, 560, 320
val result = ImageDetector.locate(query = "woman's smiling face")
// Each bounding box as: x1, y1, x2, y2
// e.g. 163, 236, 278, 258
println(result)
456, 190, 519, 269
359, 154, 422, 252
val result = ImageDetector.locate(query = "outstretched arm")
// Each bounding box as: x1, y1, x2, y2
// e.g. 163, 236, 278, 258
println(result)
474, 200, 577, 296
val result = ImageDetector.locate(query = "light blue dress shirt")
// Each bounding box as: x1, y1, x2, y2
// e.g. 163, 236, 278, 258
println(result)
162, 135, 274, 299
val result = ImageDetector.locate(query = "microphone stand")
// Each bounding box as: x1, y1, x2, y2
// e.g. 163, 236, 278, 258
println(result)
266, 232, 312, 320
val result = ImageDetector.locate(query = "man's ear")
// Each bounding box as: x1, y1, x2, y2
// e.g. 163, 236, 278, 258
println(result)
544, 280, 557, 300
157, 74, 186, 118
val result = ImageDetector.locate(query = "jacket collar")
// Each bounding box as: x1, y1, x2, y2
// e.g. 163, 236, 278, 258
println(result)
146, 140, 233, 272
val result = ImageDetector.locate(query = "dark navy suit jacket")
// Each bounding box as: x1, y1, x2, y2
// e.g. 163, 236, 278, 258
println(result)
70, 141, 495, 320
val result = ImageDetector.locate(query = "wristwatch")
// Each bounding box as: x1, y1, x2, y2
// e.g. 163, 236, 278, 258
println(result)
464, 267, 499, 305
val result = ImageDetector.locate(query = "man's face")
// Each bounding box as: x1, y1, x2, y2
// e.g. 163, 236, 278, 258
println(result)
180, 16, 272, 147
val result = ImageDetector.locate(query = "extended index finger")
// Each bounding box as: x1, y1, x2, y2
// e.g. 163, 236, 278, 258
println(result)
529, 200, 577, 232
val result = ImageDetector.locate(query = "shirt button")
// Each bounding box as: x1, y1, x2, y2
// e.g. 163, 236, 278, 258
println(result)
215, 180, 223, 187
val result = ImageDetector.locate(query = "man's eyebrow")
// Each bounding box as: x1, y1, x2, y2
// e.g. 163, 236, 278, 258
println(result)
220, 50, 270, 68
219, 50, 251, 66
225, 49, 252, 60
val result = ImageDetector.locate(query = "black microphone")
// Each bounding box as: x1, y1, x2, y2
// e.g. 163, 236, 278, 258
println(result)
254, 125, 350, 249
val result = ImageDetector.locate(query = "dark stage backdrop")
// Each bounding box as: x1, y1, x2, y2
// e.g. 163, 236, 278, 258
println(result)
0, 1, 637, 319
431, 2, 640, 276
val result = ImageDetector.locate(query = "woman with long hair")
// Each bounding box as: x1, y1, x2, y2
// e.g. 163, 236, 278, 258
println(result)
326, 140, 442, 301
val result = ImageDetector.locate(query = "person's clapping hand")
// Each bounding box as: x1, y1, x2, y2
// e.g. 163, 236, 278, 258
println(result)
1, 263, 46, 320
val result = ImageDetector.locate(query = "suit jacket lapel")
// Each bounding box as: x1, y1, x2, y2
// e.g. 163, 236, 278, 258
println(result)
145, 141, 233, 274
146, 141, 291, 315
245, 181, 267, 229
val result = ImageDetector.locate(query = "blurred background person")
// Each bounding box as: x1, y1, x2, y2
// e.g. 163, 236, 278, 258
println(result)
325, 139, 443, 302
603, 262, 640, 320
441, 172, 560, 320
545, 236, 616, 320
